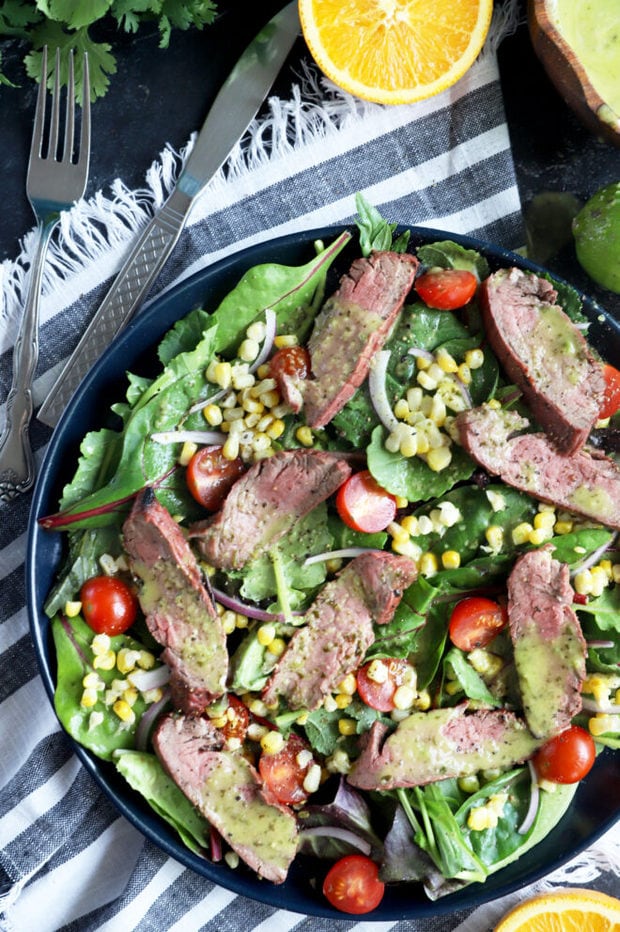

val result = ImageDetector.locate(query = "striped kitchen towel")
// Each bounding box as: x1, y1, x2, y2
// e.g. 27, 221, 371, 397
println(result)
4, 5, 617, 931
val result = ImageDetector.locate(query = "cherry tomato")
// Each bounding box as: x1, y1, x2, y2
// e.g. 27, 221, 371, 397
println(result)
336, 470, 397, 533
533, 725, 596, 784
220, 695, 250, 743
357, 658, 415, 712
448, 596, 508, 651
258, 733, 313, 805
599, 363, 620, 419
79, 575, 138, 636
269, 345, 310, 391
414, 268, 478, 310
186, 445, 245, 511
323, 854, 385, 915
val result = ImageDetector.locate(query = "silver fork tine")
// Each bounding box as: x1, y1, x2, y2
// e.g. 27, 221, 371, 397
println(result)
78, 54, 90, 170
0, 46, 91, 502
63, 51, 76, 163
48, 49, 61, 161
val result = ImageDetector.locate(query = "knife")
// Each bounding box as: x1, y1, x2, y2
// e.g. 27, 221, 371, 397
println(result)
38, 1, 300, 428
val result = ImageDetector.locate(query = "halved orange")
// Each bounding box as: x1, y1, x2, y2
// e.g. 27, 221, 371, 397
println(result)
298, 0, 494, 105
494, 888, 620, 932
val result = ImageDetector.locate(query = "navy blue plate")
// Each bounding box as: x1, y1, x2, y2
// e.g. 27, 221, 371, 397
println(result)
27, 226, 620, 920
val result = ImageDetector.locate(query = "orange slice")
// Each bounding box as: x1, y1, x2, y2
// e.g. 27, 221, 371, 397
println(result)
298, 0, 494, 105
494, 888, 620, 932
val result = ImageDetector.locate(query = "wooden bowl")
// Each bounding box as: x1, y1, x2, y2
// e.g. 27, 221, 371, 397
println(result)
528, 0, 620, 147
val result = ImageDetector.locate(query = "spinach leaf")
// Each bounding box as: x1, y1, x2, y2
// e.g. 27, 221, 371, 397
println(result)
355, 192, 410, 256
52, 614, 163, 760
416, 241, 490, 280
44, 525, 122, 618
442, 648, 501, 706
114, 751, 210, 855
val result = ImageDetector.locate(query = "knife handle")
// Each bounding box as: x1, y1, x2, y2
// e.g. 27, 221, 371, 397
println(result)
37, 188, 192, 428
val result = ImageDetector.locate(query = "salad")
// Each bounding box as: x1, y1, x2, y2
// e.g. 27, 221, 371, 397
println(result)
40, 197, 620, 915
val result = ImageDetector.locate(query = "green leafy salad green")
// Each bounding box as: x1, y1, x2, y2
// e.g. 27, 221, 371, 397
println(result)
42, 196, 620, 908
0, 1, 218, 99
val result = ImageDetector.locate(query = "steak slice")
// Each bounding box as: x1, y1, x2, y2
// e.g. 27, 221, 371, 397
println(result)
262, 552, 417, 710
481, 267, 605, 455
153, 713, 298, 884
122, 489, 227, 714
189, 449, 351, 571
456, 404, 620, 529
303, 250, 418, 428
347, 706, 541, 790
507, 548, 586, 739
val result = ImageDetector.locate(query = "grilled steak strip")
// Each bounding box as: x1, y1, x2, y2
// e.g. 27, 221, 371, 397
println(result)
481, 267, 605, 455
507, 548, 586, 739
190, 449, 351, 571
262, 552, 417, 710
303, 250, 418, 428
122, 489, 227, 714
347, 706, 541, 790
456, 404, 620, 529
153, 714, 298, 884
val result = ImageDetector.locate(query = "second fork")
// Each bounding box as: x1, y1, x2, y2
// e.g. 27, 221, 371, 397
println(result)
0, 47, 91, 502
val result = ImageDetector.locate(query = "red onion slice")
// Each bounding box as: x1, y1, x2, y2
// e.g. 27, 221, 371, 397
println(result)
368, 350, 399, 434
582, 696, 620, 714
304, 547, 381, 566
518, 760, 540, 835
135, 688, 171, 752
128, 665, 171, 692
150, 429, 227, 446
249, 307, 277, 373
299, 826, 372, 856
211, 585, 287, 623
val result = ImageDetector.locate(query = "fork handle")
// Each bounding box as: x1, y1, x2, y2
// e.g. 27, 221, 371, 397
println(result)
0, 217, 57, 501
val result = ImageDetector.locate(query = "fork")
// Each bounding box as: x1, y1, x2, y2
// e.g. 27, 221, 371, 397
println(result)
0, 47, 90, 502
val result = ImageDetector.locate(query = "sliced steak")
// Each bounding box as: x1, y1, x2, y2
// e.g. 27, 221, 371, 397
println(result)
347, 706, 541, 790
303, 250, 418, 428
507, 548, 586, 739
262, 552, 417, 710
153, 713, 298, 883
122, 489, 227, 714
456, 404, 620, 529
481, 267, 605, 454
190, 449, 351, 571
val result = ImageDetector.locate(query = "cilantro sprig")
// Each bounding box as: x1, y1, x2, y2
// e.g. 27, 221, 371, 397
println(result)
0, 1, 218, 100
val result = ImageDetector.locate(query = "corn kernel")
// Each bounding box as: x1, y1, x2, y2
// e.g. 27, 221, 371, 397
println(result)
429, 395, 447, 427
257, 623, 276, 647
589, 714, 618, 737
92, 633, 111, 655
366, 659, 389, 684
465, 348, 484, 370
395, 495, 408, 509
88, 711, 105, 730
93, 650, 116, 671
388, 521, 409, 546
266, 419, 285, 440
393, 685, 416, 710
441, 550, 461, 569
426, 445, 452, 472
573, 569, 593, 596
274, 334, 297, 349
296, 426, 314, 447
590, 565, 610, 597
213, 361, 232, 389
303, 763, 322, 794
457, 362, 472, 385
82, 671, 104, 691
512, 522, 534, 545
419, 551, 439, 577
612, 564, 620, 584
392, 538, 423, 559
249, 698, 269, 717
400, 515, 419, 536
468, 649, 504, 678
393, 398, 410, 420
124, 687, 139, 707
238, 338, 260, 362
445, 680, 462, 696
485, 525, 504, 551
326, 748, 351, 774
222, 435, 240, 461
80, 688, 99, 708
415, 353, 432, 370
534, 511, 556, 531
414, 689, 431, 711
267, 637, 287, 657
529, 526, 553, 546
598, 559, 613, 579
338, 718, 357, 736
436, 347, 459, 373
64, 600, 82, 617
417, 369, 439, 391
113, 699, 136, 724
338, 673, 357, 696
406, 386, 424, 410
137, 650, 155, 670
143, 687, 163, 704
260, 730, 285, 754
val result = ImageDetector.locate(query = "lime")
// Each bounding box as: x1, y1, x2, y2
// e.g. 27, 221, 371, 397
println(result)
572, 182, 620, 293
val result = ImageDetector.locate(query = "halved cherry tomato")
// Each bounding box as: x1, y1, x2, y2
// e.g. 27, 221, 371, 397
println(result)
414, 268, 478, 310
336, 470, 397, 533
186, 445, 245, 511
269, 345, 310, 391
220, 695, 250, 743
258, 733, 312, 805
599, 363, 620, 419
323, 854, 385, 915
357, 658, 415, 712
533, 725, 596, 784
448, 596, 507, 651
79, 575, 138, 636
